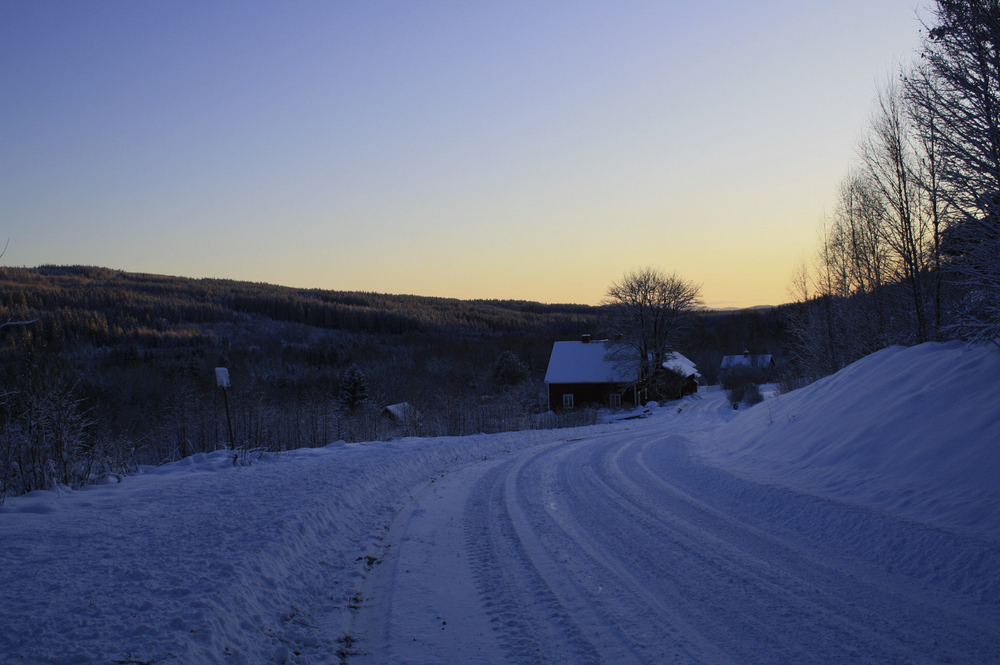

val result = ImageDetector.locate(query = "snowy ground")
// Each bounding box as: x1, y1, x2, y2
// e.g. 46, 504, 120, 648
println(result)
2, 342, 998, 664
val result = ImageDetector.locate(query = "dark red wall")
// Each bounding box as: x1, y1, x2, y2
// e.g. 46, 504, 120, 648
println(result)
547, 382, 635, 410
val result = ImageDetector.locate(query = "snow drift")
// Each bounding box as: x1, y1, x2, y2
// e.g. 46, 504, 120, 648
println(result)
701, 341, 1000, 541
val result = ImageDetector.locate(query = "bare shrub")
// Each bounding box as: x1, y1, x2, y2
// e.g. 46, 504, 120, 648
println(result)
743, 383, 764, 406
776, 371, 815, 396
721, 366, 766, 404
0, 377, 97, 499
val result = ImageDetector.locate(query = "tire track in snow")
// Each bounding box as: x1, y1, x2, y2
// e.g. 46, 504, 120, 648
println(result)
571, 435, 907, 662
659, 431, 1000, 605
464, 448, 613, 665
516, 437, 736, 665
565, 431, 1000, 663
346, 411, 1000, 664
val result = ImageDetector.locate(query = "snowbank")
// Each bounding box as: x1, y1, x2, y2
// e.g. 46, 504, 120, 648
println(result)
700, 341, 1000, 541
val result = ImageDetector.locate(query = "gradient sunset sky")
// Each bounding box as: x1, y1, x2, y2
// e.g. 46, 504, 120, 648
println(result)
2, 1, 925, 308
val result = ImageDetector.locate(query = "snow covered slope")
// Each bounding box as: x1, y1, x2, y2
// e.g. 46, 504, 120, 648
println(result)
701, 341, 1000, 541
1, 342, 997, 664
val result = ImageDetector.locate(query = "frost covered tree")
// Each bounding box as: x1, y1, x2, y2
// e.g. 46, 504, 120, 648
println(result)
905, 0, 1000, 344
603, 268, 702, 394
338, 364, 369, 412
0, 374, 94, 500
491, 351, 529, 387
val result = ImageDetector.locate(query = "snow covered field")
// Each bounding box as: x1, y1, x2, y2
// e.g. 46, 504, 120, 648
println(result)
2, 342, 998, 664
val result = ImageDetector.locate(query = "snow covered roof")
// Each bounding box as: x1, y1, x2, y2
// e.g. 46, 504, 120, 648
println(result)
384, 402, 417, 422
544, 340, 636, 384
662, 352, 700, 379
721, 354, 773, 369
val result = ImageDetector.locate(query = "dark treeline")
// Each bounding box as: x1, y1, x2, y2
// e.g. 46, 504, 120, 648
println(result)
0, 265, 784, 499
686, 307, 788, 387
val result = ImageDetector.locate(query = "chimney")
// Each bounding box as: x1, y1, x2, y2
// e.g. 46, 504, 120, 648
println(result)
581, 334, 591, 344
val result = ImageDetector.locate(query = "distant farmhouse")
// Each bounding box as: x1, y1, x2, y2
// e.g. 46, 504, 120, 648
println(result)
544, 335, 699, 410
720, 350, 776, 371
663, 351, 701, 396
544, 335, 636, 410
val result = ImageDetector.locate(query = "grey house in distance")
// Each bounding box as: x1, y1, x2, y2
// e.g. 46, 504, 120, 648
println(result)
720, 350, 775, 371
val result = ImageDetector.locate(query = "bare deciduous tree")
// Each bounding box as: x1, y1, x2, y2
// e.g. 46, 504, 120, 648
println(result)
905, 0, 1000, 345
861, 80, 932, 343
791, 80, 946, 380
603, 268, 702, 397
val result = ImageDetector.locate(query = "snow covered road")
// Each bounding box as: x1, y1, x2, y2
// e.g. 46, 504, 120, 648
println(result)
347, 393, 1000, 664
3, 343, 1000, 664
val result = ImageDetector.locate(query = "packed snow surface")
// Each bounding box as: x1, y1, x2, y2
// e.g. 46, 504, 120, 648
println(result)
1, 342, 998, 664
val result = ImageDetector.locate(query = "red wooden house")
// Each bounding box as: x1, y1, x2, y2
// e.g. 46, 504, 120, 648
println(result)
544, 335, 638, 410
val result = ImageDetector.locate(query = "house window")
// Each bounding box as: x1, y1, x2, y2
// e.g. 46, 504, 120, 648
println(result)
609, 393, 621, 408
562, 394, 575, 409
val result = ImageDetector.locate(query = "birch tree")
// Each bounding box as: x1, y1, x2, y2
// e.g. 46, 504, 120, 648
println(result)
861, 81, 932, 343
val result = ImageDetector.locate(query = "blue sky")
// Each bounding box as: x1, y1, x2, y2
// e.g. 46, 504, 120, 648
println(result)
1, 1, 925, 307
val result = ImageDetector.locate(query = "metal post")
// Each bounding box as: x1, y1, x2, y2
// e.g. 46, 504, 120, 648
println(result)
216, 368, 235, 450
222, 387, 235, 450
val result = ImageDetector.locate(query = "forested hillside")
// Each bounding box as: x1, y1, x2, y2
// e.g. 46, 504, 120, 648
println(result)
0, 265, 787, 500
0, 265, 599, 344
